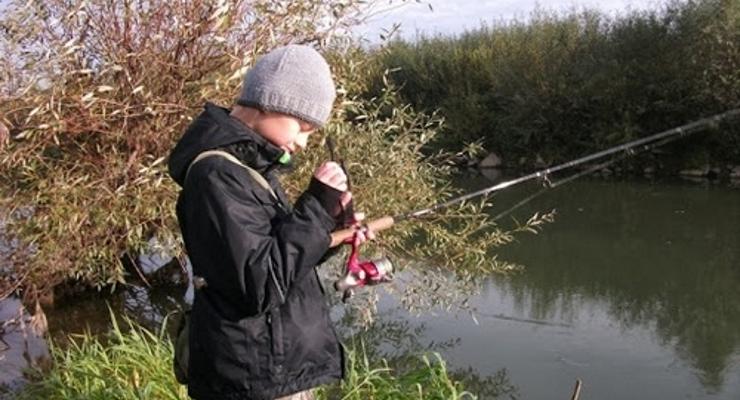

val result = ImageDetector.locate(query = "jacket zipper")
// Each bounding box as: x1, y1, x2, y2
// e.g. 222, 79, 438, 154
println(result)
267, 258, 286, 304
266, 310, 284, 374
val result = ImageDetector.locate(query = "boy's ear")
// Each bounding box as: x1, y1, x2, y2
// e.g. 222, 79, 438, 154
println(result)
299, 120, 317, 132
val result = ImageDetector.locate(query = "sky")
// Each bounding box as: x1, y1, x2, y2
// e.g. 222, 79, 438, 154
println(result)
353, 0, 663, 42
0, 0, 665, 44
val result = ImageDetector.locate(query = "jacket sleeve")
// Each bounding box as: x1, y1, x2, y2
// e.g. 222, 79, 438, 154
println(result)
191, 162, 338, 314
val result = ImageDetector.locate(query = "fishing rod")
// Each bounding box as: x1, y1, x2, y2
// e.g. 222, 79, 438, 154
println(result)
492, 131, 694, 222
330, 108, 740, 247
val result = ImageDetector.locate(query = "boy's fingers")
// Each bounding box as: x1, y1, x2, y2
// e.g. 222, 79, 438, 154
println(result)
317, 161, 339, 170
351, 219, 376, 243
322, 177, 346, 191
316, 176, 347, 191
316, 161, 342, 176
327, 173, 348, 188
315, 162, 348, 191
359, 226, 375, 241
315, 168, 344, 181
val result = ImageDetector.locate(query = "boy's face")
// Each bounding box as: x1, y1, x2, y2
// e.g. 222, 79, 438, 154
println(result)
253, 111, 316, 155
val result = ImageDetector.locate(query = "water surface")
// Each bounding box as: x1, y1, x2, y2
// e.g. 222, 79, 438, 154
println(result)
375, 175, 740, 399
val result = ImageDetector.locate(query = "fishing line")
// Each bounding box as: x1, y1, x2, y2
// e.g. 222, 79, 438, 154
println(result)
330, 108, 740, 246
491, 132, 688, 222
399, 109, 740, 221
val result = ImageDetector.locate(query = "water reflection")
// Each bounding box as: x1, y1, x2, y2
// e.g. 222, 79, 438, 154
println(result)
0, 297, 49, 397
486, 176, 740, 396
44, 282, 186, 344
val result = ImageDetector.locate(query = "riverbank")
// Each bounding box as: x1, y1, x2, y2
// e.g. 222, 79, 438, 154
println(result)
7, 312, 483, 400
363, 0, 740, 173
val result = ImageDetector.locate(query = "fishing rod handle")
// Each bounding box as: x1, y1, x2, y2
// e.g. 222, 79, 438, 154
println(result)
330, 216, 395, 247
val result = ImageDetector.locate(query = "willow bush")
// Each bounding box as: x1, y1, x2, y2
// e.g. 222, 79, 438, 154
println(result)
0, 0, 550, 302
0, 0, 374, 299
368, 0, 740, 170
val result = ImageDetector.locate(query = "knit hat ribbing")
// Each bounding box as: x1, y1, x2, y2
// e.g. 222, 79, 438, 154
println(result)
237, 45, 336, 128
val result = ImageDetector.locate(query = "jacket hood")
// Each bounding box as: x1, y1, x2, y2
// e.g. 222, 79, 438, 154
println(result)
168, 102, 284, 186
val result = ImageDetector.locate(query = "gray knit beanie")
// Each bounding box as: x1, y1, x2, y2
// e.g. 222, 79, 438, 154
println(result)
237, 45, 336, 128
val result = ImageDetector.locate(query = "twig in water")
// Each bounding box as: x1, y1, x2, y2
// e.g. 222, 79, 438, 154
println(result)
570, 379, 583, 400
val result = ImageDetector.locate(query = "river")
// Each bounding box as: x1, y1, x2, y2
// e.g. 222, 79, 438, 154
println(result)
3, 174, 739, 399
372, 174, 740, 399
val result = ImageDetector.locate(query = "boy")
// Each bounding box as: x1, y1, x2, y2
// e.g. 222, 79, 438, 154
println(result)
168, 45, 370, 400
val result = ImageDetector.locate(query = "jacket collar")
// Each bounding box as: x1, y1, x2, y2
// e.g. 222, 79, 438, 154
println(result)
204, 102, 286, 173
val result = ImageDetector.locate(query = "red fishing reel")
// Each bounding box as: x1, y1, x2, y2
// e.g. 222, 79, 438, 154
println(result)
334, 232, 393, 302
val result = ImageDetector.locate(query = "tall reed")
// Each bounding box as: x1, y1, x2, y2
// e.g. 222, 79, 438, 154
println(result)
368, 0, 740, 170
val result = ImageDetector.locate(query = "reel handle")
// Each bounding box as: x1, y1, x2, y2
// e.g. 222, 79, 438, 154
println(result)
330, 216, 395, 247
334, 275, 360, 293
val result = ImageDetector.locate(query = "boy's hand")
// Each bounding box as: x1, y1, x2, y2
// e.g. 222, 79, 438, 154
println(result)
314, 161, 348, 192
307, 161, 354, 228
348, 210, 376, 245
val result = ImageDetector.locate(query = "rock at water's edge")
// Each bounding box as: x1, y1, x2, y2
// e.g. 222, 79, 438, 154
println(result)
478, 152, 502, 168
679, 165, 710, 177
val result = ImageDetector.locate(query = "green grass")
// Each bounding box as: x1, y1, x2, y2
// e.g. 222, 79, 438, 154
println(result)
15, 313, 186, 400
14, 313, 480, 400
321, 341, 476, 400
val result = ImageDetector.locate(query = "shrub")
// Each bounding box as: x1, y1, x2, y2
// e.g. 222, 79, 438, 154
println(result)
0, 0, 377, 298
